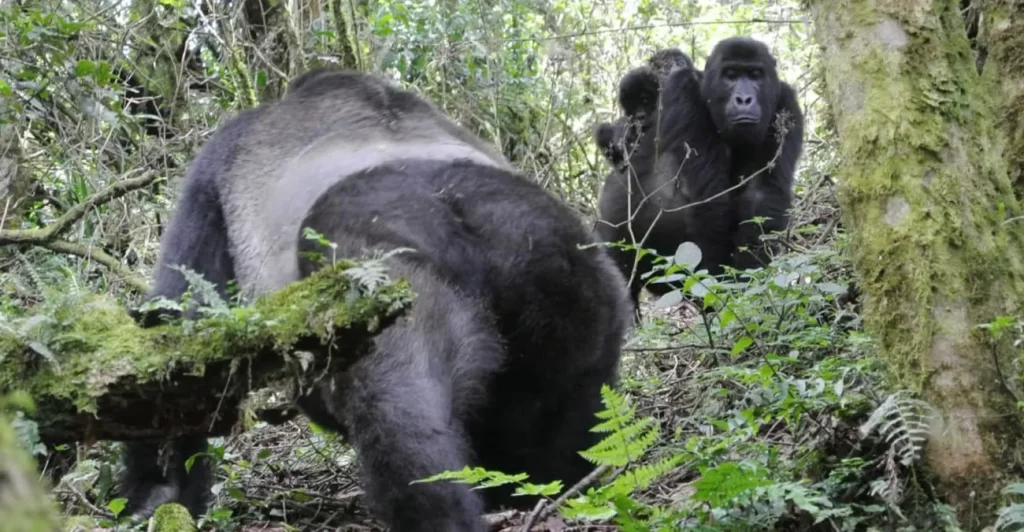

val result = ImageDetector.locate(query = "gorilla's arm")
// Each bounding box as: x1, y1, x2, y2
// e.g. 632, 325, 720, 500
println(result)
123, 112, 256, 519
732, 81, 804, 270
658, 65, 734, 276
140, 176, 237, 317
594, 121, 626, 168
121, 170, 230, 518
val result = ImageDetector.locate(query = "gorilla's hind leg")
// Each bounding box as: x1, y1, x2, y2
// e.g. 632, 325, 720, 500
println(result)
336, 315, 492, 532
122, 437, 212, 519
122, 165, 233, 519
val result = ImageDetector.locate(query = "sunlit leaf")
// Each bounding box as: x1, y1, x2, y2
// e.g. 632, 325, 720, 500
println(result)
731, 336, 753, 356
654, 289, 683, 309
674, 242, 702, 271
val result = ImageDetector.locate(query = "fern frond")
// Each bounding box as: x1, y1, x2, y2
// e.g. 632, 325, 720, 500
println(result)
344, 248, 413, 295
996, 503, 1024, 531
173, 265, 229, 313
603, 454, 685, 498
579, 385, 659, 467
996, 483, 1024, 531
860, 393, 932, 467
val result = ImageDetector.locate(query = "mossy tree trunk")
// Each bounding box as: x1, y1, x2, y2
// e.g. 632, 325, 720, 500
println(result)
0, 123, 29, 229
978, 0, 1024, 192
0, 402, 60, 531
808, 0, 1024, 526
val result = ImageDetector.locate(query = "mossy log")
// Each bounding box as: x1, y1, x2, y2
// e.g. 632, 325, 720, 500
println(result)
0, 263, 412, 443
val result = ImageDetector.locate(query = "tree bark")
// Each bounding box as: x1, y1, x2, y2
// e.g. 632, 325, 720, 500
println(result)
0, 124, 29, 229
978, 0, 1024, 192
0, 264, 411, 444
808, 0, 1024, 526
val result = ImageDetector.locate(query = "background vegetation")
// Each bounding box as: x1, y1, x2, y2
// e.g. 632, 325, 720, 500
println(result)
2, 0, 1022, 530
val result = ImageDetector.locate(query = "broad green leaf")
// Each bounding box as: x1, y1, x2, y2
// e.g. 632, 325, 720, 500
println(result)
74, 59, 94, 77
107, 498, 127, 517
731, 336, 753, 356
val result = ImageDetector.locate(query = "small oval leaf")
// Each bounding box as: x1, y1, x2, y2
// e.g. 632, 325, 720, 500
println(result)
815, 282, 848, 295
654, 290, 684, 309
674, 242, 702, 271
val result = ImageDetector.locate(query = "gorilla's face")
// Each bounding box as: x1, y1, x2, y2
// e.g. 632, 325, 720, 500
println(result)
702, 39, 781, 145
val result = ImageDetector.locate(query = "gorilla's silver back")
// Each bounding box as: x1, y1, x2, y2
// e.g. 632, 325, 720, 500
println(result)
199, 72, 512, 298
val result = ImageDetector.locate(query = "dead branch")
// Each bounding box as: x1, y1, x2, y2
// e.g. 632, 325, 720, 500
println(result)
0, 171, 160, 293
0, 171, 160, 246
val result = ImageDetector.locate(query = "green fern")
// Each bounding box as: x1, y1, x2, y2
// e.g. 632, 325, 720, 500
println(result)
603, 454, 684, 498
346, 248, 414, 293
580, 385, 660, 467
563, 386, 685, 523
173, 265, 230, 315
859, 393, 933, 504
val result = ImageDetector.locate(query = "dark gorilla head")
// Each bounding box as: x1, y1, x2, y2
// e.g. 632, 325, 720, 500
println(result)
617, 48, 698, 120
617, 66, 661, 121
701, 36, 781, 144
647, 48, 697, 82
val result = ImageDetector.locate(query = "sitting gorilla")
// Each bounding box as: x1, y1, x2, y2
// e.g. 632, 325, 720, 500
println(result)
594, 38, 804, 310
593, 47, 733, 309
123, 68, 632, 532
703, 37, 804, 270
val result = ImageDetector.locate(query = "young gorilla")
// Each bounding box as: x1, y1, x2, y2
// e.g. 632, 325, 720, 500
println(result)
593, 38, 804, 310
593, 48, 733, 309
593, 47, 699, 169
123, 69, 632, 532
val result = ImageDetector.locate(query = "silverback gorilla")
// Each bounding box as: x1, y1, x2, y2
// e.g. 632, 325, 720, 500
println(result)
123, 69, 632, 531
594, 37, 804, 310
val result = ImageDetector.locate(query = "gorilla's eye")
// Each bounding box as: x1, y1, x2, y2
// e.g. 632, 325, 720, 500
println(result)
749, 68, 764, 79
723, 67, 738, 80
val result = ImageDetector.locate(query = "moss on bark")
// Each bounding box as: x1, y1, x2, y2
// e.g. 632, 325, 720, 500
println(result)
808, 0, 1024, 526
148, 503, 196, 531
979, 0, 1024, 193
0, 262, 412, 442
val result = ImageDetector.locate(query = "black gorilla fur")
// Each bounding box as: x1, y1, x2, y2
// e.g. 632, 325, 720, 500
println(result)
122, 68, 631, 532
593, 38, 804, 310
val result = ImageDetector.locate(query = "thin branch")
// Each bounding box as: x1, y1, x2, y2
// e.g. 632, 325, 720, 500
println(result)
520, 464, 612, 531
0, 171, 159, 293
0, 171, 160, 245
42, 239, 150, 293
506, 19, 807, 43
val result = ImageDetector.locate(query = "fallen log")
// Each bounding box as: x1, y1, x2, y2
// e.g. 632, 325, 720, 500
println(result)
0, 262, 412, 443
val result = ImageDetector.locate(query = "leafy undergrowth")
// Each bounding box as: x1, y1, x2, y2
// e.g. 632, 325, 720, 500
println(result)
27, 192, 969, 532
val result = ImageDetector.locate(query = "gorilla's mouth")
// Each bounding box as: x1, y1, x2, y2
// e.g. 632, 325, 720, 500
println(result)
731, 116, 760, 125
